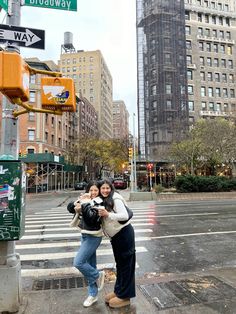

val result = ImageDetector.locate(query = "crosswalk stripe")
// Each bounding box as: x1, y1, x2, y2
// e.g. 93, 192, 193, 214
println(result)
20, 247, 147, 261
21, 263, 140, 277
21, 229, 153, 240
16, 236, 153, 250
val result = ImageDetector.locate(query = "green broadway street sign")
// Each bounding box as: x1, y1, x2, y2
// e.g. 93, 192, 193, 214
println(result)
0, 0, 8, 11
24, 0, 77, 11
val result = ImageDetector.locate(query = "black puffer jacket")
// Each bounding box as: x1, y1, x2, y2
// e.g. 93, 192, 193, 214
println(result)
67, 198, 102, 231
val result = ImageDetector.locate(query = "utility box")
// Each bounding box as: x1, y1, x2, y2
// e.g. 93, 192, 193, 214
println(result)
0, 161, 26, 241
41, 77, 76, 112
0, 51, 30, 102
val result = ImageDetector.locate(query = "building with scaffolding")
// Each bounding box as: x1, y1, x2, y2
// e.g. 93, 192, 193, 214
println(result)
136, 0, 189, 162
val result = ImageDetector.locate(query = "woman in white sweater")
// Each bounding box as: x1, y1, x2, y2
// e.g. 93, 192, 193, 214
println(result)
97, 179, 136, 309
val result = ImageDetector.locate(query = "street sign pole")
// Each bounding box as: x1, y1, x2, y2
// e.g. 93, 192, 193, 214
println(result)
0, 0, 22, 312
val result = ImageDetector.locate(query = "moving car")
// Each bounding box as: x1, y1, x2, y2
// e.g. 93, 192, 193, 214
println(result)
113, 179, 127, 189
74, 181, 87, 190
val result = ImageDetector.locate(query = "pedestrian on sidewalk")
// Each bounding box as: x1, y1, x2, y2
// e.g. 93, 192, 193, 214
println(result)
67, 180, 105, 307
97, 179, 136, 309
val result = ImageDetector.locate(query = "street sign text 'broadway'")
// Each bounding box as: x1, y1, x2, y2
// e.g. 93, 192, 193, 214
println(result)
0, 24, 45, 49
24, 0, 77, 11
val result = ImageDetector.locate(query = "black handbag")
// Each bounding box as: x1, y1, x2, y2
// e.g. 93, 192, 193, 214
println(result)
118, 205, 133, 224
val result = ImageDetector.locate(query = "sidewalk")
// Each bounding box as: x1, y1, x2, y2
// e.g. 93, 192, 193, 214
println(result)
18, 267, 236, 314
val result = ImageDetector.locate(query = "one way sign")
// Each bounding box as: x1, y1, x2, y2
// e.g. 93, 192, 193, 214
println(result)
0, 24, 45, 49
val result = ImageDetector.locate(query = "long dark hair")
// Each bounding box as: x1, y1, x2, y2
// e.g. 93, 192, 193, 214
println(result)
85, 180, 99, 193
98, 179, 115, 212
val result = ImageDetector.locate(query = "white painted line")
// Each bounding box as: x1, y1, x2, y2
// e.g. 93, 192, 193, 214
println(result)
150, 230, 236, 239
20, 247, 147, 261
16, 236, 153, 250
21, 229, 153, 240
21, 262, 140, 277
24, 223, 154, 233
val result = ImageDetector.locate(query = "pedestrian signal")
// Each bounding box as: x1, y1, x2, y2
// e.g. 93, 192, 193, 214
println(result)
41, 77, 76, 112
0, 51, 30, 102
147, 163, 153, 171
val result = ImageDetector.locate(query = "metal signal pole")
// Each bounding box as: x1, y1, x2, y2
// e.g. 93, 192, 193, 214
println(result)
0, 0, 22, 312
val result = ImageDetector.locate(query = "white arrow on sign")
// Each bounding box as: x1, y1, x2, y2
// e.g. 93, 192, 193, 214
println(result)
0, 28, 41, 46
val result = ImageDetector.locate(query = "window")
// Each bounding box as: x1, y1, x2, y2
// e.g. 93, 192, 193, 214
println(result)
28, 129, 35, 141
224, 103, 229, 112
200, 56, 204, 65
199, 42, 204, 51
221, 59, 226, 68
219, 30, 224, 38
188, 85, 194, 95
27, 148, 35, 154
206, 57, 212, 66
28, 112, 35, 121
188, 101, 194, 111
206, 43, 211, 52
212, 16, 216, 24
166, 100, 172, 110
198, 13, 202, 22
213, 44, 218, 52
186, 41, 192, 50
227, 46, 232, 55
207, 72, 213, 81
208, 87, 213, 97
45, 132, 48, 141
201, 86, 206, 97
152, 101, 157, 108
226, 18, 230, 26
215, 73, 220, 82
220, 45, 225, 53
230, 89, 235, 98
226, 32, 231, 40
29, 91, 36, 102
229, 74, 234, 83
186, 55, 192, 65
166, 84, 172, 94
185, 11, 190, 20
187, 70, 193, 80
185, 26, 191, 35
212, 29, 217, 37
198, 27, 203, 35
30, 74, 36, 84
228, 60, 233, 68
151, 85, 157, 95
164, 53, 171, 64
209, 102, 214, 110
219, 16, 223, 25
215, 88, 221, 97
200, 71, 205, 81
201, 102, 207, 110
223, 88, 228, 97
216, 103, 221, 111
205, 15, 209, 23
151, 54, 156, 63
222, 73, 227, 82
90, 56, 94, 62
213, 58, 219, 67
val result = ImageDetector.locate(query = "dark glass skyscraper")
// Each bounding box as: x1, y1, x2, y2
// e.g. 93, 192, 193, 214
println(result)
137, 0, 189, 161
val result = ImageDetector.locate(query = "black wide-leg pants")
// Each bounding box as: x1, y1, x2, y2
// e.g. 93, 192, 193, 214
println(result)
111, 224, 136, 299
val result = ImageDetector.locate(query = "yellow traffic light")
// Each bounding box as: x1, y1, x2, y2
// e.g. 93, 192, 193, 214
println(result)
41, 77, 76, 112
0, 51, 30, 102
128, 147, 133, 159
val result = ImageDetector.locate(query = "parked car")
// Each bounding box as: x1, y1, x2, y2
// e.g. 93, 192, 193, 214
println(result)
74, 181, 87, 190
113, 179, 127, 189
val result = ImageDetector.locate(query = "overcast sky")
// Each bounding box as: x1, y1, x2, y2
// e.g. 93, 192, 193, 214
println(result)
1, 0, 137, 133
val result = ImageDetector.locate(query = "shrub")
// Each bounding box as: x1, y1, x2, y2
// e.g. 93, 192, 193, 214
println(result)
174, 175, 236, 192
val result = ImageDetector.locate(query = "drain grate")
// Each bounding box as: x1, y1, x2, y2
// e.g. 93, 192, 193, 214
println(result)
139, 276, 236, 310
32, 276, 87, 290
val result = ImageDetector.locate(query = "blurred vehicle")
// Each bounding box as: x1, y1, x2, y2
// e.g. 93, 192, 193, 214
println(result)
113, 179, 127, 189
74, 181, 87, 190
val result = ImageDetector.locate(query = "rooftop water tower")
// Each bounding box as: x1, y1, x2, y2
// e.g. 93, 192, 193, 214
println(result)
61, 32, 76, 53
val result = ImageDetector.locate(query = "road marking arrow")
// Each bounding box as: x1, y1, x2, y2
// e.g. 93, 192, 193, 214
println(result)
0, 28, 41, 46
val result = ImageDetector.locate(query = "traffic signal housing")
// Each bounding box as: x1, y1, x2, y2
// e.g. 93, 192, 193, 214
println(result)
0, 51, 30, 102
147, 163, 154, 171
128, 147, 133, 159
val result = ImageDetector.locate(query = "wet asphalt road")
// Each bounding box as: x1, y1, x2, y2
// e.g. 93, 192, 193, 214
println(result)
24, 193, 236, 279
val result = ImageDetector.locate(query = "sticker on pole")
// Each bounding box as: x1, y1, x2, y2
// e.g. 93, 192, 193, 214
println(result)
41, 77, 76, 112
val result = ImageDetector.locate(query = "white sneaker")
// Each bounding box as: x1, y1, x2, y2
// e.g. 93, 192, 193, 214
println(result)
97, 270, 105, 291
83, 295, 98, 307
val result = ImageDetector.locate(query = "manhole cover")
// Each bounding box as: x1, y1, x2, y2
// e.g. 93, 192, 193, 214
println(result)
139, 276, 236, 310
32, 276, 87, 290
